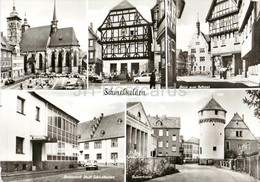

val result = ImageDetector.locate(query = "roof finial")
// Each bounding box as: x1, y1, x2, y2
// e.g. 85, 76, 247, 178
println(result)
53, 0, 57, 21
13, 0, 16, 10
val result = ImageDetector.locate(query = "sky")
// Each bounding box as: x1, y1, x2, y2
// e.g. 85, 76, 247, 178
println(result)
88, 0, 156, 36
36, 91, 125, 122
127, 90, 260, 141
1, 0, 88, 51
177, 0, 212, 51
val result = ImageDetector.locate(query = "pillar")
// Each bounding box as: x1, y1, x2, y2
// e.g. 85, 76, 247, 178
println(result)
141, 131, 144, 156
127, 125, 132, 155
232, 54, 236, 76
137, 130, 141, 154
131, 127, 135, 153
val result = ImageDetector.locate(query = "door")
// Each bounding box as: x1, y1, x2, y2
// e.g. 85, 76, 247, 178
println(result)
121, 63, 127, 74
33, 142, 42, 170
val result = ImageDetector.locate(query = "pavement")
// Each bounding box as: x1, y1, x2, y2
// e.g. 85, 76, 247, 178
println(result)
147, 164, 260, 182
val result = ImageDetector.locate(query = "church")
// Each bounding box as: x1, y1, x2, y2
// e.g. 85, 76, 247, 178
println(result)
6, 0, 81, 75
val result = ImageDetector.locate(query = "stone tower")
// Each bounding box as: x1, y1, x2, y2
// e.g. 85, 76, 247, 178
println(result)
198, 97, 226, 165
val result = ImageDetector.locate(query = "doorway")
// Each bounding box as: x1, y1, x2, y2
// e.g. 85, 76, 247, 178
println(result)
32, 142, 42, 170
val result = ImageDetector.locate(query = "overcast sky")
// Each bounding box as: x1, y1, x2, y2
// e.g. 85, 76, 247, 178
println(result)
88, 0, 156, 36
36, 91, 125, 122
1, 0, 88, 51
128, 90, 260, 140
177, 0, 212, 51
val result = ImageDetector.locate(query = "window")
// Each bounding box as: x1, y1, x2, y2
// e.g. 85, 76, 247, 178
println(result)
172, 135, 176, 142
166, 130, 169, 136
94, 141, 102, 149
100, 130, 105, 136
111, 153, 118, 160
159, 130, 163, 136
215, 110, 218, 115
200, 147, 202, 154
166, 141, 169, 148
89, 40, 94, 47
84, 142, 89, 149
200, 57, 205, 62
58, 142, 65, 148
226, 142, 230, 150
89, 52, 94, 59
16, 137, 24, 154
213, 146, 217, 151
158, 141, 163, 147
97, 153, 102, 160
111, 138, 118, 147
196, 42, 200, 45
200, 48, 205, 53
191, 49, 196, 54
238, 144, 242, 150
236, 131, 242, 137
17, 96, 25, 114
85, 154, 89, 160
247, 143, 250, 150
158, 152, 163, 156
172, 145, 177, 152
36, 107, 40, 121
201, 111, 203, 116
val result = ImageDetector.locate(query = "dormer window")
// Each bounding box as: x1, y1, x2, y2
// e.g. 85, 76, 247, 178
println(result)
156, 121, 162, 126
59, 35, 63, 40
117, 118, 122, 124
138, 111, 141, 118
100, 130, 105, 136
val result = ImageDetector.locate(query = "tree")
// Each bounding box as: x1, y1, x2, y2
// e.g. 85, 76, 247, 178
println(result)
243, 90, 260, 119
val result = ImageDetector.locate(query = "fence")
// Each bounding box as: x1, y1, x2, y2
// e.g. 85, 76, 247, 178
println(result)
233, 154, 260, 180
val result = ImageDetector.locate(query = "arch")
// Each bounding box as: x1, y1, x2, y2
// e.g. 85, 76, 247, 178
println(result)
66, 52, 70, 67
51, 52, 55, 72
58, 52, 62, 73
73, 51, 77, 67
39, 54, 43, 70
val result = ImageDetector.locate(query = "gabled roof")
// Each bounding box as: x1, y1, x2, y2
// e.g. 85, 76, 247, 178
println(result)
20, 26, 51, 52
185, 137, 200, 144
111, 0, 135, 11
148, 115, 181, 129
1, 34, 12, 51
199, 98, 226, 113
206, 0, 216, 22
50, 27, 80, 47
88, 26, 100, 41
78, 112, 125, 142
127, 102, 140, 108
201, 32, 210, 43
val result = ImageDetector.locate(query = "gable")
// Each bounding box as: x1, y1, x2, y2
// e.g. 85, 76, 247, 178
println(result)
127, 102, 150, 126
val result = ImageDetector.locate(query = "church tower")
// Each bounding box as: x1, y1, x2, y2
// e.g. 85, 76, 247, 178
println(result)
6, 0, 22, 46
22, 13, 30, 33
196, 13, 200, 36
198, 97, 226, 165
51, 0, 58, 33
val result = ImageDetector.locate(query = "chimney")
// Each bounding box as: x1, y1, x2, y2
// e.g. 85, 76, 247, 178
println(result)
242, 114, 244, 120
90, 22, 93, 30
101, 113, 104, 118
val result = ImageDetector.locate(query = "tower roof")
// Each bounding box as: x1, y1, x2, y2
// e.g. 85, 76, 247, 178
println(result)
52, 0, 57, 21
111, 0, 135, 11
199, 98, 226, 113
7, 0, 21, 20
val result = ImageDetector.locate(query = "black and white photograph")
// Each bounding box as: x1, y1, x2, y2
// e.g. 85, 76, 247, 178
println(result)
1, 0, 88, 90
0, 91, 125, 182
176, 0, 260, 88
126, 90, 260, 182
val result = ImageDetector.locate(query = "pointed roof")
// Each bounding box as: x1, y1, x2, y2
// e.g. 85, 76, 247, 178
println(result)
7, 0, 21, 20
49, 27, 80, 47
1, 34, 12, 52
199, 98, 226, 113
111, 0, 135, 11
52, 0, 57, 21
127, 102, 140, 108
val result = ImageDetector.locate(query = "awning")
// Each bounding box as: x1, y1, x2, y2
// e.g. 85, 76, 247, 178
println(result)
30, 135, 57, 143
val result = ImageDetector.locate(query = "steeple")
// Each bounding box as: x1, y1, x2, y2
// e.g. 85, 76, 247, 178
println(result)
9, 0, 20, 18
51, 0, 58, 33
196, 13, 200, 36
22, 12, 30, 33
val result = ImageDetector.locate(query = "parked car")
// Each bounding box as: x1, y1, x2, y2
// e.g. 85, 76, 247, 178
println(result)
63, 80, 76, 89
78, 161, 85, 167
85, 160, 98, 170
133, 73, 160, 83
4, 79, 15, 85
89, 74, 103, 83
75, 79, 86, 88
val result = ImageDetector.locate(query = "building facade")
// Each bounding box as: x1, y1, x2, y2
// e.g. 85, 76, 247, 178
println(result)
183, 137, 200, 162
206, 0, 242, 77
5, 1, 81, 75
98, 0, 153, 78
188, 18, 211, 75
148, 115, 181, 161
224, 113, 258, 158
1, 33, 13, 83
0, 92, 79, 172
199, 98, 226, 165
176, 49, 188, 75
126, 102, 154, 157
88, 23, 102, 75
78, 112, 125, 165
238, 0, 260, 84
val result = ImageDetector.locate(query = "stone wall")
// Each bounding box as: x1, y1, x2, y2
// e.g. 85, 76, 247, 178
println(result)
1, 161, 32, 172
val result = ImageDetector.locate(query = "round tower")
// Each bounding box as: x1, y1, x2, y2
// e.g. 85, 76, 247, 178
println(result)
198, 97, 226, 165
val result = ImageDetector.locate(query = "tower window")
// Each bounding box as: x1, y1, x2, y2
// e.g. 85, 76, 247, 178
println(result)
215, 110, 218, 115
213, 146, 217, 151
200, 147, 202, 154
226, 142, 230, 150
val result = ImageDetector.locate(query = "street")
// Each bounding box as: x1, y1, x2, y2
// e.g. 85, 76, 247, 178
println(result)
2, 166, 124, 182
147, 164, 258, 182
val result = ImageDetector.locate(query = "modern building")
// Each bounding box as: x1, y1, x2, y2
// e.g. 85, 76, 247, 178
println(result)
206, 0, 242, 77
198, 97, 226, 165
238, 0, 260, 84
183, 137, 200, 162
5, 0, 81, 75
188, 17, 211, 75
224, 113, 258, 157
126, 102, 154, 157
98, 0, 153, 78
78, 112, 125, 165
0, 92, 80, 172
88, 23, 102, 75
161, 0, 185, 87
1, 33, 13, 83
148, 115, 181, 161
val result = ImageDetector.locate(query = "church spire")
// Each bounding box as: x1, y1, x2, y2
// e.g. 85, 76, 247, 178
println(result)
22, 12, 30, 33
10, 0, 19, 17
196, 12, 200, 36
51, 0, 58, 33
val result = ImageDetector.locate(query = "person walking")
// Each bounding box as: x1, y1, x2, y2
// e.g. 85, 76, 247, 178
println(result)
150, 69, 156, 89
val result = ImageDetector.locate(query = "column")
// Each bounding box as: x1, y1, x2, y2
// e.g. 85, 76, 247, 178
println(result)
145, 133, 148, 157
140, 131, 144, 156
127, 125, 132, 155
137, 130, 141, 154
232, 54, 236, 76
131, 127, 135, 153
143, 132, 146, 157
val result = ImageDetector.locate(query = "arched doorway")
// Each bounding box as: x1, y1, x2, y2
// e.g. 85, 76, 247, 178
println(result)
51, 53, 55, 72
39, 54, 43, 71
58, 52, 62, 73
